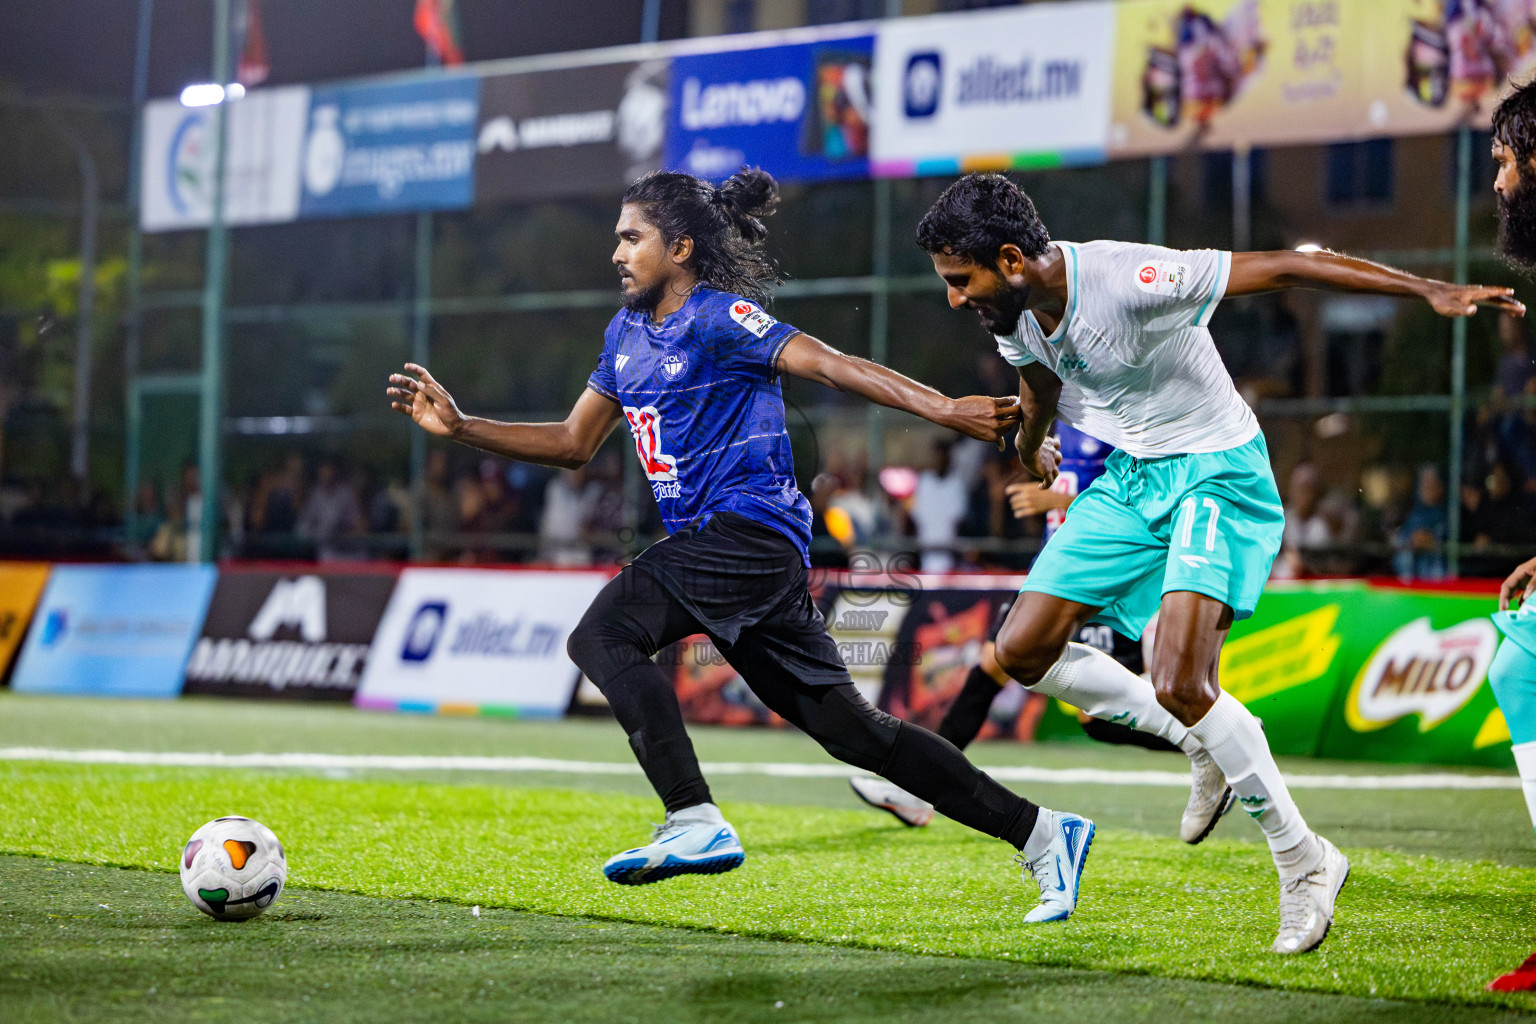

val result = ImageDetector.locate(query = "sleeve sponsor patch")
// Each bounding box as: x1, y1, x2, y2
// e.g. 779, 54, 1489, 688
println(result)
1133, 259, 1191, 296
729, 300, 778, 338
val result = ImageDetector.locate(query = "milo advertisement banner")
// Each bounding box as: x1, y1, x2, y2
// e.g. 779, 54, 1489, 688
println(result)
1218, 581, 1509, 767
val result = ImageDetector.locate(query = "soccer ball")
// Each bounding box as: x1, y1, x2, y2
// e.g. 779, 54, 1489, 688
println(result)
179, 816, 287, 921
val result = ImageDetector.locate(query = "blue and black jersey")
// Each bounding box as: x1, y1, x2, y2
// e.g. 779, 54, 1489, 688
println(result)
587, 286, 814, 565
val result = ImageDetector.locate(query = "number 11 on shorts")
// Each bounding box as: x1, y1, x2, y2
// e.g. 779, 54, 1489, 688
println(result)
1178, 497, 1221, 564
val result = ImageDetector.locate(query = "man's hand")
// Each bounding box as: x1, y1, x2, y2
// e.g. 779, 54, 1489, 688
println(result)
1017, 432, 1061, 487
387, 363, 466, 439
1424, 282, 1525, 318
1006, 479, 1073, 518
1500, 555, 1536, 611
943, 395, 1022, 447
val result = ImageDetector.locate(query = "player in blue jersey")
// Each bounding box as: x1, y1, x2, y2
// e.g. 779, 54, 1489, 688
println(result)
387, 168, 1096, 924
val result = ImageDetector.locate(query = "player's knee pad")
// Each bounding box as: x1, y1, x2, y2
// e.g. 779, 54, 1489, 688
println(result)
804, 687, 898, 771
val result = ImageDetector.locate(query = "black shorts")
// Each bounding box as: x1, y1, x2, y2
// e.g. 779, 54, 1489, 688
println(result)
627, 511, 852, 687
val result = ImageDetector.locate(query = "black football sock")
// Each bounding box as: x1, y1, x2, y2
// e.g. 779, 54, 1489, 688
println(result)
597, 662, 714, 814
1082, 716, 1182, 753
936, 664, 1005, 749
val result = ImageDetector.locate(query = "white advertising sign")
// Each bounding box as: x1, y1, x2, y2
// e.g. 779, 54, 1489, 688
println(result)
870, 1, 1116, 175
354, 568, 610, 716
140, 86, 308, 232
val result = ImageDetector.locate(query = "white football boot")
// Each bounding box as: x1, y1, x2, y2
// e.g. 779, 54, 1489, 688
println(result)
849, 776, 935, 827
1180, 746, 1236, 844
602, 806, 745, 885
1272, 835, 1350, 954
1019, 811, 1096, 923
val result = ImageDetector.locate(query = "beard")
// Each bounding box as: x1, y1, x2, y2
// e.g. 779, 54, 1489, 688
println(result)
974, 284, 1030, 336
1498, 181, 1536, 275
620, 275, 666, 312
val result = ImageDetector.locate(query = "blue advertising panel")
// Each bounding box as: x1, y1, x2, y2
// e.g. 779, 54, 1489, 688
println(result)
666, 36, 874, 183
299, 76, 479, 218
12, 565, 217, 699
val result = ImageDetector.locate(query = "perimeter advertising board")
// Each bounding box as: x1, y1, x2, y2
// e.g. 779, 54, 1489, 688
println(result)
299, 76, 479, 218
1109, 0, 1536, 156
0, 562, 49, 683
183, 569, 398, 701
666, 37, 873, 183
140, 87, 309, 232
870, 2, 1117, 176
11, 565, 216, 698
355, 568, 609, 716
475, 61, 668, 204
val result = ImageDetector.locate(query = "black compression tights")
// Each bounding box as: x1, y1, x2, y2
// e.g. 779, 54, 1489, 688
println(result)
566, 570, 1041, 849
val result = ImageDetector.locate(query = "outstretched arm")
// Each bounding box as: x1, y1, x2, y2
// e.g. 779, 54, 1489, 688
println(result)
1014, 362, 1063, 488
1502, 554, 1536, 611
1226, 249, 1526, 318
777, 333, 1021, 445
386, 363, 623, 469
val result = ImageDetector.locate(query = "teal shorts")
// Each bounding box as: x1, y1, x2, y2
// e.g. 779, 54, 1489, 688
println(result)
1021, 434, 1284, 640
1495, 605, 1536, 660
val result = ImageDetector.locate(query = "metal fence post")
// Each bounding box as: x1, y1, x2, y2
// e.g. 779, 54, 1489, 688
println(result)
1448, 123, 1472, 577
197, 0, 232, 563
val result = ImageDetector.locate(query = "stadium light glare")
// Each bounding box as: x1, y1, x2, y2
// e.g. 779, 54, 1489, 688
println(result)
1294, 242, 1325, 253
180, 83, 226, 107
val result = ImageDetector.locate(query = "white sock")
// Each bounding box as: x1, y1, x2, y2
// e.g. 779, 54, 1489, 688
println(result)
1513, 742, 1536, 835
1189, 691, 1314, 866
1033, 643, 1197, 753
1022, 808, 1056, 861
668, 802, 726, 825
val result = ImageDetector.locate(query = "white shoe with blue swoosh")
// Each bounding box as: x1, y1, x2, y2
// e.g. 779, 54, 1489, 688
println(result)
1020, 811, 1096, 923
602, 810, 745, 886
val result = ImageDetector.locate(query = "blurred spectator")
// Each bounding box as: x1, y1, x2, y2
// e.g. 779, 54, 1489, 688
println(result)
367, 475, 411, 538
250, 453, 304, 536
809, 471, 853, 568
180, 463, 203, 563
1493, 315, 1536, 482
1464, 462, 1536, 581
298, 459, 362, 560
420, 449, 460, 560
124, 480, 164, 552
1393, 464, 1449, 581
826, 452, 882, 546
1277, 462, 1358, 577
538, 465, 602, 566
909, 440, 967, 573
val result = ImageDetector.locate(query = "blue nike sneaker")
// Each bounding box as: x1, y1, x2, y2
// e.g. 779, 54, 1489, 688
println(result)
1019, 810, 1096, 923
602, 807, 745, 885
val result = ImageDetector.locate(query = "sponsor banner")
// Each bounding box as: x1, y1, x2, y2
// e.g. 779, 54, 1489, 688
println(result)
300, 76, 479, 218
666, 36, 873, 184
870, 2, 1117, 176
0, 562, 50, 683
11, 565, 216, 699
475, 61, 668, 204
875, 588, 1010, 728
1109, 0, 1536, 157
140, 86, 308, 232
355, 568, 608, 716
183, 569, 398, 701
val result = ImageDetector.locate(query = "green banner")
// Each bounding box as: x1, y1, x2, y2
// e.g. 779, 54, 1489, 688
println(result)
1222, 582, 1510, 768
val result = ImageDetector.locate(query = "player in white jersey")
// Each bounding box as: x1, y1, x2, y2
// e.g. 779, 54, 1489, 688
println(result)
915, 173, 1524, 955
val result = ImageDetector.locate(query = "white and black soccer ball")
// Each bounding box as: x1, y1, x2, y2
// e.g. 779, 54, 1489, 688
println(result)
179, 816, 287, 921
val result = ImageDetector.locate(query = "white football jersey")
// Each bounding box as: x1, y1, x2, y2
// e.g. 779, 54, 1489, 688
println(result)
994, 240, 1259, 458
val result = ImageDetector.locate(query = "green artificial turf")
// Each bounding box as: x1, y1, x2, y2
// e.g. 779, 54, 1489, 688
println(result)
1, 760, 1533, 1012
5, 856, 1520, 1024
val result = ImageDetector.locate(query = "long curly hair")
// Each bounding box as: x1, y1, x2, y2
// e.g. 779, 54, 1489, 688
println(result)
621, 167, 783, 305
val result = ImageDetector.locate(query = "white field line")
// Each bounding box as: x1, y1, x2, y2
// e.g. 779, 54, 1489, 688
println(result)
0, 746, 1519, 791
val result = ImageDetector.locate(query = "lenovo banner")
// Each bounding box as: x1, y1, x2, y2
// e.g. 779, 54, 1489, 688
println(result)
355, 568, 610, 716
666, 36, 873, 183
475, 61, 669, 204
299, 75, 480, 218
871, 2, 1117, 176
182, 569, 398, 701
11, 565, 216, 698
